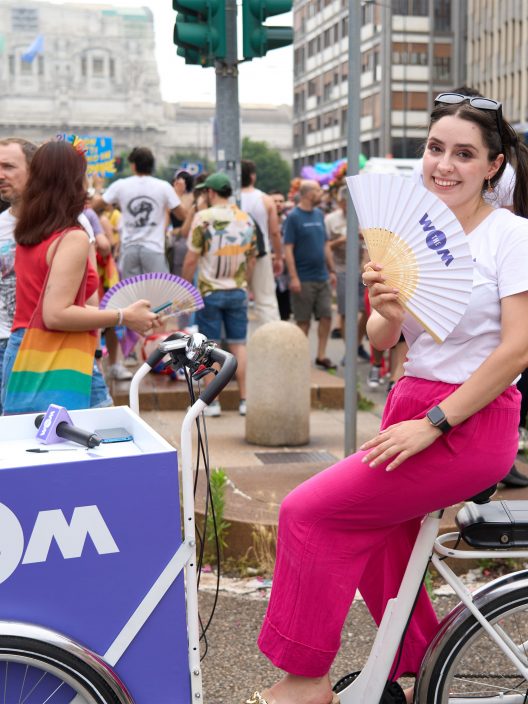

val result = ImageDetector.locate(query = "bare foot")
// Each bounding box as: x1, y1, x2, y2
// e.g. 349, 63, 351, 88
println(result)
262, 673, 334, 704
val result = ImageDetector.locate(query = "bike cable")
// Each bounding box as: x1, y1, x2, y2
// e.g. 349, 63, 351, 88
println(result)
184, 367, 222, 660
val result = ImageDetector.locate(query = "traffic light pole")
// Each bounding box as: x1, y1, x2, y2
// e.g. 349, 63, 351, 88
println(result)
215, 0, 240, 199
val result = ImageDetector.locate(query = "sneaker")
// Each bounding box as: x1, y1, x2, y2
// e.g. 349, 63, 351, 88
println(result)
315, 357, 337, 371
519, 426, 528, 453
107, 363, 133, 381
367, 365, 381, 389
330, 328, 342, 339
123, 352, 138, 367
203, 399, 221, 417
357, 345, 371, 362
239, 399, 247, 416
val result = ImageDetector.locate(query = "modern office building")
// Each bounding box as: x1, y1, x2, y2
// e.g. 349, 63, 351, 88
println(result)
466, 0, 528, 129
292, 0, 467, 174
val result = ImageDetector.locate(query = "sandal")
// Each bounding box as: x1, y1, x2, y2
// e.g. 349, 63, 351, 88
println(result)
315, 357, 337, 371
245, 693, 340, 704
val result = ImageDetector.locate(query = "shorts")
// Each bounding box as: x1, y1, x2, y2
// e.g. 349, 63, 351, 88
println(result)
120, 245, 169, 279
290, 280, 332, 322
196, 289, 248, 344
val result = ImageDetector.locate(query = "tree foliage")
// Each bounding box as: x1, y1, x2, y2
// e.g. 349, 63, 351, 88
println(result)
241, 137, 291, 195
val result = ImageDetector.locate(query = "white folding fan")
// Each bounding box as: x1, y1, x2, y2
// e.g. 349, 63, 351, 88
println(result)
100, 272, 204, 319
346, 173, 474, 343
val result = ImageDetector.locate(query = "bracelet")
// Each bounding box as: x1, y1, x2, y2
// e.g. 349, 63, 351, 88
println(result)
116, 308, 124, 326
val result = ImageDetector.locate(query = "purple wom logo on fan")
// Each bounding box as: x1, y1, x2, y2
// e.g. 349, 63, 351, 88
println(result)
419, 213, 454, 267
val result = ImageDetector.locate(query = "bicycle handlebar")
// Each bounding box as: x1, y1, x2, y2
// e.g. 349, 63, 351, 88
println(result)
199, 347, 238, 406
143, 332, 238, 408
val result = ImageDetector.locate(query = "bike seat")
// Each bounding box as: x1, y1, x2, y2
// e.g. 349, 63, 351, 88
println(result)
465, 483, 497, 504
456, 500, 528, 548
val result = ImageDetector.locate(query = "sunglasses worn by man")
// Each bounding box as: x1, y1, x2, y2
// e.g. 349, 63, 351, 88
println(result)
434, 92, 504, 144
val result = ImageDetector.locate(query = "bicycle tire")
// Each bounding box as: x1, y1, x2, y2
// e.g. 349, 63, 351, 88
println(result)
417, 585, 528, 702
0, 634, 125, 703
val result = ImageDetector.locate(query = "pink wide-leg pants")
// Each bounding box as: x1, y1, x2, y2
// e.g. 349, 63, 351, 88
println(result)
258, 376, 520, 678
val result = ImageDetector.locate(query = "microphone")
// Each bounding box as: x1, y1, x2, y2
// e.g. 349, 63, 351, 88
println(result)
34, 405, 101, 448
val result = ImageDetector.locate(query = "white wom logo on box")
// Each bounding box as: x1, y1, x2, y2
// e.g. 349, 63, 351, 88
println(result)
0, 503, 119, 584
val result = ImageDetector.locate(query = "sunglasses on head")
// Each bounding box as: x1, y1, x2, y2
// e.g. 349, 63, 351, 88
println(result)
433, 92, 504, 144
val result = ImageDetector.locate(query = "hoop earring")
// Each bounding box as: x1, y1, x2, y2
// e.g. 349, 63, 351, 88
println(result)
487, 178, 493, 193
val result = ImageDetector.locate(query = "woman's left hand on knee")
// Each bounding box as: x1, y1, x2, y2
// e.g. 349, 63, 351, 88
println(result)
359, 419, 442, 472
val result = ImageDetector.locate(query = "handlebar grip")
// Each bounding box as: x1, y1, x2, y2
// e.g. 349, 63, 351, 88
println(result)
199, 348, 238, 406
145, 333, 185, 368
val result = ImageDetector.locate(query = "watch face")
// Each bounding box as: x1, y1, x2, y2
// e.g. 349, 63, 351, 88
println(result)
428, 406, 445, 425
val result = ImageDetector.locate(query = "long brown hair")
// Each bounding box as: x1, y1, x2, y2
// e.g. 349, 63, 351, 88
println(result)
14, 140, 87, 245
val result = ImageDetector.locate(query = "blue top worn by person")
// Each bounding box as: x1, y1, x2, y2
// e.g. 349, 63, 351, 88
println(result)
283, 207, 328, 282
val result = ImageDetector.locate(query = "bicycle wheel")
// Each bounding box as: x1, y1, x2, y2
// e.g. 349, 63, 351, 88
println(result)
418, 586, 528, 702
0, 635, 125, 704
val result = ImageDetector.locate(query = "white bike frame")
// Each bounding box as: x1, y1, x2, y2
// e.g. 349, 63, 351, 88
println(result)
130, 358, 205, 703
337, 511, 528, 704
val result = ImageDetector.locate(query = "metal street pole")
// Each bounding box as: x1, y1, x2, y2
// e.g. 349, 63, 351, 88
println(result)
344, 0, 362, 457
215, 0, 241, 200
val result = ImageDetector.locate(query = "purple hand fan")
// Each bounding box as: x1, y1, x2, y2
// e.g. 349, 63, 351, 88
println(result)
100, 273, 204, 355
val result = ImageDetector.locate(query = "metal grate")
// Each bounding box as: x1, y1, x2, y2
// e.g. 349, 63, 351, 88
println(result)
255, 451, 337, 465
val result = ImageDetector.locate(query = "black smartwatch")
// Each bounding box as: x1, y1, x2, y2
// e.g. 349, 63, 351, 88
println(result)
426, 405, 452, 433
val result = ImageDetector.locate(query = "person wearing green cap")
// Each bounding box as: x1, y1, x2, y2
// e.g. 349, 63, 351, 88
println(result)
182, 172, 258, 417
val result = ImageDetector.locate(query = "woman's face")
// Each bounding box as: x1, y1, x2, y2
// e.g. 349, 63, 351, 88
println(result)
422, 114, 503, 214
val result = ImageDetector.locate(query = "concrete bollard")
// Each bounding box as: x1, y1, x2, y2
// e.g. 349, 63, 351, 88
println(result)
246, 321, 310, 446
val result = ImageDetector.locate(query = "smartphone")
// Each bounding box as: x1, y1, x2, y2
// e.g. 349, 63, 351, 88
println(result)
95, 427, 133, 443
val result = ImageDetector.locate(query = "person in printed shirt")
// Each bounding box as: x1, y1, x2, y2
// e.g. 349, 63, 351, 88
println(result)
181, 172, 257, 418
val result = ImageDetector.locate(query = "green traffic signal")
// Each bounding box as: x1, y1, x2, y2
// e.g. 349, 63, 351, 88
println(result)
242, 0, 293, 59
173, 0, 226, 66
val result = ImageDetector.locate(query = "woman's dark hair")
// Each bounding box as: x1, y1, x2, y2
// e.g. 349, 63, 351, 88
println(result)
428, 101, 528, 218
173, 170, 194, 192
14, 140, 87, 246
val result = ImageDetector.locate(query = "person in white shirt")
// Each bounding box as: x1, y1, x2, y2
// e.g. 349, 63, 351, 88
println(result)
98, 147, 186, 278
241, 159, 283, 326
250, 94, 528, 704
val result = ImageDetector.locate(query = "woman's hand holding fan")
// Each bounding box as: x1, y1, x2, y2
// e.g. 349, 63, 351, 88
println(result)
362, 262, 405, 326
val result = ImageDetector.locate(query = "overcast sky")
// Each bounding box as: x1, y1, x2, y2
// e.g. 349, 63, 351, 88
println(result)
44, 0, 293, 105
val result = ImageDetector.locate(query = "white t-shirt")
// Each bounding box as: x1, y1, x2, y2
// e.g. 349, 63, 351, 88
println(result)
412, 161, 516, 209
403, 208, 528, 384
0, 210, 16, 339
103, 175, 180, 254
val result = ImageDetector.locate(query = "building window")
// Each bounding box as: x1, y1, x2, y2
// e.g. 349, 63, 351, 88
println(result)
341, 16, 348, 38
392, 0, 428, 15
434, 0, 451, 32
92, 57, 104, 76
38, 55, 44, 76
81, 56, 87, 77
109, 58, 115, 78
8, 55, 15, 76
433, 55, 451, 81
20, 58, 32, 75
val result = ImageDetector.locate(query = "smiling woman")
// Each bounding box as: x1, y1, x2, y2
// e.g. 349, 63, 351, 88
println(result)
249, 95, 528, 704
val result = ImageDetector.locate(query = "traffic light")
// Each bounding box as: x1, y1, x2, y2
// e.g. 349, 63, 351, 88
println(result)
173, 0, 226, 67
242, 0, 293, 60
